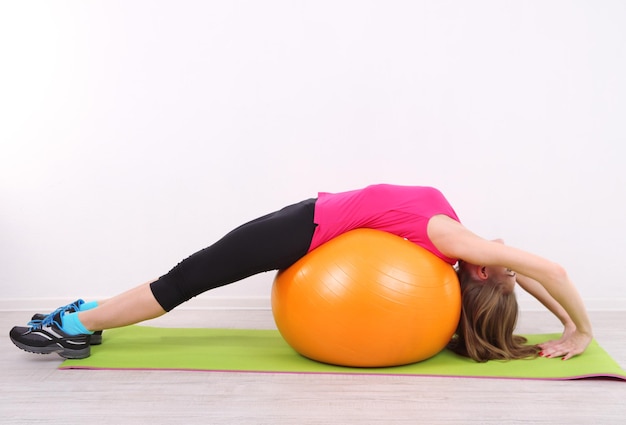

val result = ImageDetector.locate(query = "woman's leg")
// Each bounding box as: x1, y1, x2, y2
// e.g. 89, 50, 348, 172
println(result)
148, 198, 317, 312
10, 198, 317, 358
78, 281, 165, 331
81, 198, 318, 331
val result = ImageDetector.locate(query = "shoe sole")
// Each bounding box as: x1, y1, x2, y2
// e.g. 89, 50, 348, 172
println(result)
89, 332, 102, 345
10, 338, 91, 359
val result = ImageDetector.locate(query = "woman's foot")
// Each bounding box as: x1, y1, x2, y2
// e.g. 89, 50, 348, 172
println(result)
31, 312, 103, 345
10, 310, 91, 359
30, 299, 103, 344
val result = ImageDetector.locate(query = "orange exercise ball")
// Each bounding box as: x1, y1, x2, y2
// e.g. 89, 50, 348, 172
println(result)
271, 229, 461, 367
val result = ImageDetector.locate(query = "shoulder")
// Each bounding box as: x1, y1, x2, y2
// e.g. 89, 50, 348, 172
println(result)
427, 215, 485, 262
428, 214, 517, 265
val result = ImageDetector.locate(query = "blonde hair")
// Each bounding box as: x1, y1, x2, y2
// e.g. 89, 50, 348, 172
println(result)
447, 270, 541, 362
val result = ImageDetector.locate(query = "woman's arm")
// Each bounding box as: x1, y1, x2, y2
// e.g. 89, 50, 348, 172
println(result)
514, 272, 581, 356
428, 215, 593, 359
515, 273, 578, 346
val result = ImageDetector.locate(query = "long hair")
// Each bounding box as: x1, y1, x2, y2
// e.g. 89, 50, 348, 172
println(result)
447, 270, 541, 362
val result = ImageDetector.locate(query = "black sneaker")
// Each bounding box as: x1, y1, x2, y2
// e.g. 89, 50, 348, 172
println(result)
30, 299, 103, 345
10, 310, 91, 359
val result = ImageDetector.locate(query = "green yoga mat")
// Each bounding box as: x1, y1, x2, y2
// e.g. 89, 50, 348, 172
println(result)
60, 326, 626, 381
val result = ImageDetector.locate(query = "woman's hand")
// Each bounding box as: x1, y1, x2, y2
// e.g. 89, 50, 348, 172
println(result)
538, 327, 592, 360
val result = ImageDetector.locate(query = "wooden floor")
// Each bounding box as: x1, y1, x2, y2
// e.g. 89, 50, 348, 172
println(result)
1, 309, 624, 424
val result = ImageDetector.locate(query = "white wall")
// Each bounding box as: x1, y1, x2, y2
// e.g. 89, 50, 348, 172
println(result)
1, 1, 625, 310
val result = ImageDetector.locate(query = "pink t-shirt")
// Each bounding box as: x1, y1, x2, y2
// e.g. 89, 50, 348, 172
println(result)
308, 184, 460, 264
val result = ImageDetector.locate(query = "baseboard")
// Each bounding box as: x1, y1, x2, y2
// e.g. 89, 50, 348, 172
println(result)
0, 296, 272, 312
0, 296, 623, 313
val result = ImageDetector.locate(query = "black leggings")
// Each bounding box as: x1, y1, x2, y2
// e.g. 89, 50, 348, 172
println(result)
150, 198, 317, 311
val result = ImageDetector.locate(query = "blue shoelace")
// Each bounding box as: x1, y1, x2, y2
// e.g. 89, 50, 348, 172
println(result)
27, 299, 85, 329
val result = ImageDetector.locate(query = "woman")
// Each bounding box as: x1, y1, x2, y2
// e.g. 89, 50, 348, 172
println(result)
10, 184, 592, 362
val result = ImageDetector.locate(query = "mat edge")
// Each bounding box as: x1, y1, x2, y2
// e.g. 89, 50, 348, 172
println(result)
58, 365, 626, 382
